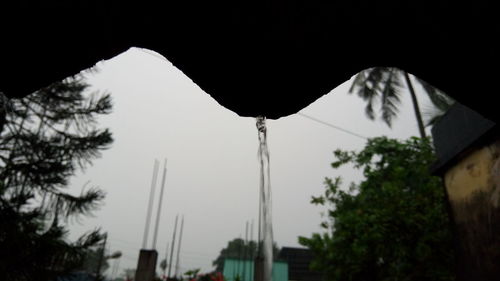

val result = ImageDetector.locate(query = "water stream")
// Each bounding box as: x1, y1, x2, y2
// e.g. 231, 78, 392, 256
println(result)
256, 116, 273, 281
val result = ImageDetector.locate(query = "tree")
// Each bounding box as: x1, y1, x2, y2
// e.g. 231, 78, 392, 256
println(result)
0, 77, 113, 281
299, 137, 455, 281
160, 258, 168, 274
349, 67, 454, 137
78, 244, 122, 277
212, 238, 280, 272
79, 246, 111, 275
184, 268, 201, 280
122, 268, 136, 281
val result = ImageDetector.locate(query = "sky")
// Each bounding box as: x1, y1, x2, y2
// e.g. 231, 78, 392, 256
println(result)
65, 47, 436, 278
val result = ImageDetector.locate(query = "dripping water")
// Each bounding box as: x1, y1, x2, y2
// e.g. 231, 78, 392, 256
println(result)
256, 116, 273, 281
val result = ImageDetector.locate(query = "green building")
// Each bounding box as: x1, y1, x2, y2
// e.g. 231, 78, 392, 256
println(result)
222, 259, 288, 281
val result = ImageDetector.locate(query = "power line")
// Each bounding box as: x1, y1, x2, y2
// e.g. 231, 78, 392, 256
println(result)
138, 46, 365, 141
297, 112, 368, 140
140, 46, 366, 142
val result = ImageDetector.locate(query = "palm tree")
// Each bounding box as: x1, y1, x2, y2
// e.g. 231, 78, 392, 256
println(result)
349, 67, 454, 138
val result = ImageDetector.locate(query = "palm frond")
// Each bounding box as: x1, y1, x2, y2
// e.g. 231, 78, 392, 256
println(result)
416, 77, 455, 111
380, 68, 402, 127
415, 77, 455, 127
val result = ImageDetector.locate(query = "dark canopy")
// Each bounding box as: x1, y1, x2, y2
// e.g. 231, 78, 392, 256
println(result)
0, 1, 497, 120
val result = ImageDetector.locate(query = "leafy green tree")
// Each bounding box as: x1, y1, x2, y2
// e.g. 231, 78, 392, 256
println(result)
299, 137, 455, 281
0, 77, 113, 281
349, 68, 454, 137
185, 268, 201, 279
213, 238, 279, 272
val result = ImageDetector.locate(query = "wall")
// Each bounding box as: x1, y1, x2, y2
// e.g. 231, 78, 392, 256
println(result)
444, 141, 500, 281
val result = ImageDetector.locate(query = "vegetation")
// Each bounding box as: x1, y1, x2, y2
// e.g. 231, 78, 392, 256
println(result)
196, 272, 225, 281
299, 137, 455, 281
213, 238, 279, 272
349, 67, 454, 137
185, 268, 201, 279
0, 77, 113, 280
79, 245, 111, 275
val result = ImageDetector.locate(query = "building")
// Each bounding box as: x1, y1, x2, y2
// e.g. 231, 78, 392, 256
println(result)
278, 247, 322, 281
222, 247, 322, 281
222, 258, 288, 281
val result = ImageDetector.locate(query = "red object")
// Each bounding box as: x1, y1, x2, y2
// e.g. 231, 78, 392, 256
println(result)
210, 272, 224, 281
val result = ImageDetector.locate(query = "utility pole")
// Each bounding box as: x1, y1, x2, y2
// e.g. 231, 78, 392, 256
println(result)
174, 215, 185, 277
250, 220, 254, 281
136, 159, 161, 281
143, 159, 159, 248
167, 215, 179, 278
250, 220, 254, 256
243, 221, 249, 280
238, 234, 243, 279
163, 243, 169, 280
153, 158, 168, 250
95, 233, 108, 281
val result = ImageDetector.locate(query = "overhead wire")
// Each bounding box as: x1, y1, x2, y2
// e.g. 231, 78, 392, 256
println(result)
297, 112, 368, 140
137, 46, 367, 142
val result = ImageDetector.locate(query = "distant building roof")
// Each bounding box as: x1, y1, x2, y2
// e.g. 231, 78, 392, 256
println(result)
278, 247, 323, 281
431, 103, 497, 175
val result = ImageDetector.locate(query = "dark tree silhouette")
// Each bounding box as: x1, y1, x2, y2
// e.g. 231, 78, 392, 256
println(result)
349, 67, 454, 137
0, 77, 113, 281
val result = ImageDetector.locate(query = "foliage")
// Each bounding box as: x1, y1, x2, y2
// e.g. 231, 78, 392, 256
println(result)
349, 67, 454, 128
77, 245, 111, 275
196, 272, 225, 281
185, 268, 201, 279
212, 238, 279, 272
122, 268, 136, 280
160, 258, 168, 271
299, 137, 455, 281
0, 77, 113, 280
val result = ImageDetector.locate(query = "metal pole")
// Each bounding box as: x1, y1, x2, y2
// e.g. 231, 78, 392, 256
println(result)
174, 215, 185, 277
250, 220, 254, 281
163, 242, 169, 280
238, 234, 243, 280
143, 159, 159, 249
243, 221, 249, 281
250, 220, 254, 257
152, 158, 168, 249
258, 169, 263, 258
168, 215, 179, 278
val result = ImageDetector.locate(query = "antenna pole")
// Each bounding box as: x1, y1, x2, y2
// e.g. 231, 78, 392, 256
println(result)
167, 214, 179, 278
175, 215, 185, 277
143, 159, 159, 249
152, 158, 168, 249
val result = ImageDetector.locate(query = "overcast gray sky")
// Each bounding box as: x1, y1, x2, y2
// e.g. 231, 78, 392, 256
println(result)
66, 47, 435, 278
